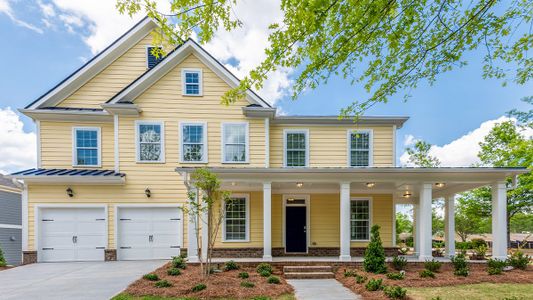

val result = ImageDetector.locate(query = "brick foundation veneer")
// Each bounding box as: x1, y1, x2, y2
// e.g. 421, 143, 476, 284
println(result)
105, 249, 117, 261
22, 251, 37, 265
210, 247, 399, 258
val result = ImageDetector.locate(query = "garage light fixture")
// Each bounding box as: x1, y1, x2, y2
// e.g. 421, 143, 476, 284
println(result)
366, 182, 375, 188
296, 182, 303, 188
402, 192, 412, 198
145, 188, 151, 198
66, 187, 74, 197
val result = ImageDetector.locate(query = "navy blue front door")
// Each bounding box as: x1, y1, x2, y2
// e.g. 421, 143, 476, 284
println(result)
286, 206, 307, 252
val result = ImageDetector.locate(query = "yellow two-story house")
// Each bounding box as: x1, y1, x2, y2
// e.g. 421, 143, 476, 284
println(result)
10, 17, 524, 264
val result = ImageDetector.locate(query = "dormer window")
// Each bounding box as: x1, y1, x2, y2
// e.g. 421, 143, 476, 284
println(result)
146, 46, 163, 69
182, 69, 202, 96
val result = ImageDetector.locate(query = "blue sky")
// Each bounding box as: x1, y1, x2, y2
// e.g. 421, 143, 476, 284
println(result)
0, 0, 531, 173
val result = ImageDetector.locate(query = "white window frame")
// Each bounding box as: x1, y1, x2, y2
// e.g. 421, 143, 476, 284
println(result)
350, 197, 373, 242
179, 121, 208, 163
72, 126, 101, 167
221, 122, 249, 164
135, 120, 165, 163
347, 129, 373, 167
283, 129, 309, 168
181, 68, 203, 96
222, 193, 250, 242
145, 45, 163, 68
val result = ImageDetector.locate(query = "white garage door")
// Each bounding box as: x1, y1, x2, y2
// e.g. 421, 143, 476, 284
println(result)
39, 207, 106, 262
117, 207, 182, 260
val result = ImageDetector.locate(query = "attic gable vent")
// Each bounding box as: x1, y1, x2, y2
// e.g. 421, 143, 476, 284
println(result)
146, 46, 163, 69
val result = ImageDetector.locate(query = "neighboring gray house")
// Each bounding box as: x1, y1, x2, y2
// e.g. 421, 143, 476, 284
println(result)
0, 175, 22, 265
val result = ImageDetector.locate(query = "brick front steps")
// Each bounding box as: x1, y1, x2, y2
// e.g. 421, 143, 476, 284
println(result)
283, 265, 335, 279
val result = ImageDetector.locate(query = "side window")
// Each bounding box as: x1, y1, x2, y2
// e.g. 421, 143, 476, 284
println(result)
350, 198, 371, 240
146, 46, 163, 68
136, 121, 165, 162
349, 130, 372, 167
222, 123, 248, 163
284, 130, 308, 167
73, 127, 100, 167
223, 195, 249, 242
180, 122, 207, 163
182, 69, 202, 96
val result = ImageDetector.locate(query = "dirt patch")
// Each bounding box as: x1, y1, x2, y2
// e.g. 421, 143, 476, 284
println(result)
0, 266, 13, 271
123, 263, 293, 299
336, 263, 533, 300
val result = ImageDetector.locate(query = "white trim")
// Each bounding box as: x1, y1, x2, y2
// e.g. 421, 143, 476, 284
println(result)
114, 115, 120, 172
179, 121, 208, 163
221, 122, 249, 164
36, 120, 41, 168
0, 224, 22, 229
27, 17, 155, 110
392, 125, 397, 167
283, 129, 309, 168
34, 204, 108, 262
349, 197, 373, 242
114, 204, 185, 260
135, 120, 165, 163
72, 126, 102, 168
282, 194, 310, 253
264, 118, 270, 168
21, 184, 28, 251
181, 68, 203, 96
222, 193, 250, 242
347, 129, 373, 167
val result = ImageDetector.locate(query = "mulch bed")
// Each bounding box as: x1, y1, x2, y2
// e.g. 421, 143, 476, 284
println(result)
124, 263, 293, 299
336, 263, 533, 300
0, 266, 12, 271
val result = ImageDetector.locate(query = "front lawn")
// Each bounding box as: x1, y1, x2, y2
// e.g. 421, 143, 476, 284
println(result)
407, 283, 533, 300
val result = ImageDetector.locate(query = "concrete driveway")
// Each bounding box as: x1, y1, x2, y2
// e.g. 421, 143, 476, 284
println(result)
0, 260, 167, 300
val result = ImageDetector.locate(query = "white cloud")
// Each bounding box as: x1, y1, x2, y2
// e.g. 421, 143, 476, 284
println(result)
0, 0, 44, 33
400, 116, 533, 167
403, 134, 415, 147
0, 108, 36, 174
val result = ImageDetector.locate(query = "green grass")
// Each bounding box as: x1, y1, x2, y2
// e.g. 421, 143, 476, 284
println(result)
111, 293, 296, 300
407, 283, 533, 300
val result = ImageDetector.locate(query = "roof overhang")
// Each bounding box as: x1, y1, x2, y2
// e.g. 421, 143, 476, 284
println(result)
8, 168, 126, 185
19, 108, 113, 122
242, 106, 277, 118
272, 116, 409, 128
107, 39, 271, 108
101, 103, 142, 116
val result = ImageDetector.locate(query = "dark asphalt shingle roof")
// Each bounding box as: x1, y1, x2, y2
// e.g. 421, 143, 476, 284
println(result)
11, 168, 125, 177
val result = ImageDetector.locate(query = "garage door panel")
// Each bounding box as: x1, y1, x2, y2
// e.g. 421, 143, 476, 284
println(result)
119, 248, 152, 260
41, 208, 76, 221
41, 248, 77, 262
76, 248, 104, 261
77, 220, 106, 235
152, 246, 180, 259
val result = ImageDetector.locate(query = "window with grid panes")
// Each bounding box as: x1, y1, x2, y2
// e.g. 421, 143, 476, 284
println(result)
138, 123, 162, 161
285, 131, 307, 167
184, 71, 200, 95
350, 199, 370, 240
74, 128, 99, 166
350, 131, 370, 166
223, 123, 247, 162
224, 197, 248, 241
182, 124, 205, 162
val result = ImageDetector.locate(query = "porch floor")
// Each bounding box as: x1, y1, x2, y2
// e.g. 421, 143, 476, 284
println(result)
207, 256, 485, 263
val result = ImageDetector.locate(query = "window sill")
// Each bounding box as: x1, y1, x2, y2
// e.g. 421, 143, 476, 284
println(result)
179, 161, 208, 164
221, 161, 250, 164
222, 239, 250, 243
135, 161, 166, 164
72, 165, 101, 168
350, 239, 371, 242
181, 93, 203, 97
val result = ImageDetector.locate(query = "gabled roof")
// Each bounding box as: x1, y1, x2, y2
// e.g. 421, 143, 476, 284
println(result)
106, 38, 271, 108
26, 17, 156, 109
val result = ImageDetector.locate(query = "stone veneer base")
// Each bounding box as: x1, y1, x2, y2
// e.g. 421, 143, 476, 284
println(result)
104, 249, 117, 261
22, 251, 37, 265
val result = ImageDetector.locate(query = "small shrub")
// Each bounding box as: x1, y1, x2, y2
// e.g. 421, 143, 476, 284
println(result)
355, 274, 368, 284
487, 258, 506, 275
259, 269, 272, 277
424, 259, 442, 272
365, 278, 383, 291
383, 286, 407, 299
454, 268, 469, 277
471, 238, 487, 248
363, 225, 387, 274
240, 281, 255, 288
172, 256, 187, 269
392, 256, 407, 271
398, 247, 409, 255
238, 271, 249, 279
154, 280, 172, 288
386, 272, 405, 280
267, 275, 280, 284
488, 267, 502, 275
344, 269, 358, 277
252, 297, 270, 300
507, 251, 531, 270
471, 244, 488, 259
167, 268, 181, 276
0, 247, 6, 267
456, 241, 472, 250
143, 273, 159, 281
224, 260, 239, 271
431, 297, 443, 300
256, 262, 273, 274
191, 283, 207, 292
451, 254, 469, 276
419, 269, 435, 278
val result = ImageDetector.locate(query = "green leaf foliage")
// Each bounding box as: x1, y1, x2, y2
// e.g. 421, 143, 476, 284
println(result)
0, 247, 6, 267
363, 225, 387, 274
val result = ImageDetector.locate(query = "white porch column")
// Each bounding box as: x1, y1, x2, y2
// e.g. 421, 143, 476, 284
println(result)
187, 188, 199, 262
418, 183, 433, 260
413, 203, 420, 255
444, 196, 455, 257
339, 182, 351, 261
263, 182, 272, 261
492, 181, 508, 260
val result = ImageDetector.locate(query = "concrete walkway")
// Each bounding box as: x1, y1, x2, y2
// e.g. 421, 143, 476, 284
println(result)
287, 279, 362, 300
0, 260, 167, 300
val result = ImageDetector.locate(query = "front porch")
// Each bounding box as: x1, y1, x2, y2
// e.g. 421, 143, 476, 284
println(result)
178, 167, 527, 262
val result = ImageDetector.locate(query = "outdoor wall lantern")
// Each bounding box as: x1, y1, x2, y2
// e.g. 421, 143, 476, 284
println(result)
145, 188, 151, 198
296, 182, 303, 188
66, 187, 74, 197
402, 192, 412, 198
366, 182, 375, 188
435, 182, 446, 188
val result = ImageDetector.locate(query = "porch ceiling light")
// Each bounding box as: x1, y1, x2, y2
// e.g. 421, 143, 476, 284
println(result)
296, 182, 303, 188
366, 182, 375, 188
435, 182, 446, 188
402, 192, 412, 198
